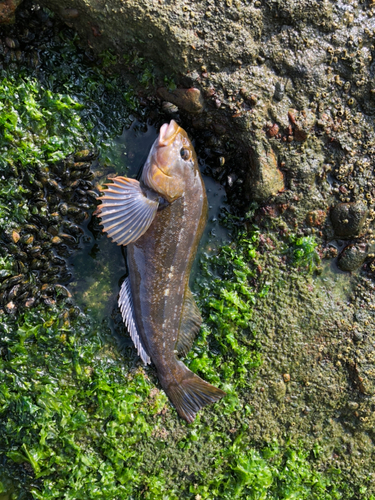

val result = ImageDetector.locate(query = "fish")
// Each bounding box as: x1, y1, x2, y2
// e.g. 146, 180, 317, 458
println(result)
97, 120, 225, 423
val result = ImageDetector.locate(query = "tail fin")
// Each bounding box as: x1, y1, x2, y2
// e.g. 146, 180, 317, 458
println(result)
162, 362, 226, 423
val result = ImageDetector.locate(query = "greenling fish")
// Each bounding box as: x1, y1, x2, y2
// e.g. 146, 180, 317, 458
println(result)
98, 120, 225, 423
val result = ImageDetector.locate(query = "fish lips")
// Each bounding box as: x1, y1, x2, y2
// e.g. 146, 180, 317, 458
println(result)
158, 120, 180, 146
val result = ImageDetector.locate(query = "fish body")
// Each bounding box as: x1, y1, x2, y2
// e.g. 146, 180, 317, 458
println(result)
98, 120, 225, 422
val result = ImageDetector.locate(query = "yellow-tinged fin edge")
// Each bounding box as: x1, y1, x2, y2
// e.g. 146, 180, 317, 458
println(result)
165, 361, 226, 423
119, 277, 151, 365
98, 177, 159, 246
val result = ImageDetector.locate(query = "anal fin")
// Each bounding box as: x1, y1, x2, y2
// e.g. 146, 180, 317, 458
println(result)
176, 288, 202, 357
119, 278, 151, 365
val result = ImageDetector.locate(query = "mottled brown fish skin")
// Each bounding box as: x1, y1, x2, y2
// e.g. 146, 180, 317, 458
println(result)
127, 123, 225, 422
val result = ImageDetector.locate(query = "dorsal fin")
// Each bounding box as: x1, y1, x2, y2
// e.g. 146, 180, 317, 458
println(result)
98, 177, 159, 246
175, 288, 202, 357
119, 278, 151, 365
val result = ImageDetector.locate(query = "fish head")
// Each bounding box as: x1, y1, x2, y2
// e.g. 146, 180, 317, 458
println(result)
142, 120, 198, 203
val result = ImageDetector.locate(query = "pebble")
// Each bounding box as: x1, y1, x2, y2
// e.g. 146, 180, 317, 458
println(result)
156, 87, 204, 113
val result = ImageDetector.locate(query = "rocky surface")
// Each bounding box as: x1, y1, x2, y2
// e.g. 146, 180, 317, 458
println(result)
0, 0, 23, 25
33, 0, 375, 198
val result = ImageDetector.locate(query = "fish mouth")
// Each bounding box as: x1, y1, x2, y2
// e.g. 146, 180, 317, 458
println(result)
158, 120, 179, 146
154, 162, 172, 177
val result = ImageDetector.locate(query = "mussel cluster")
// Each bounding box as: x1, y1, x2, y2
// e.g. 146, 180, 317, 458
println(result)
0, 2, 55, 70
0, 150, 98, 314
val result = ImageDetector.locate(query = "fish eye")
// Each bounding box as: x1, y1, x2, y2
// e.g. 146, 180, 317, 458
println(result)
180, 148, 190, 160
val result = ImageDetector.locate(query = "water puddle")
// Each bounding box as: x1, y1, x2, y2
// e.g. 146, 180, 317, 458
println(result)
316, 253, 356, 303
68, 120, 228, 327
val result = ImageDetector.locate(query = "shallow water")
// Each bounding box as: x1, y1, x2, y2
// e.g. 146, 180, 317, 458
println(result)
69, 119, 228, 329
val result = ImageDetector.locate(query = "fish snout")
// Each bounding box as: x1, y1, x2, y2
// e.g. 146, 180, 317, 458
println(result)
158, 120, 179, 146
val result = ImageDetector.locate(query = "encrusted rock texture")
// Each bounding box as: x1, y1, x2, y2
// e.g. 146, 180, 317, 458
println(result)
35, 0, 375, 206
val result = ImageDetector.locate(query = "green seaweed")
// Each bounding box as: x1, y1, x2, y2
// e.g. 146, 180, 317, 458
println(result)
188, 228, 263, 412
0, 78, 85, 171
190, 438, 343, 500
0, 234, 347, 500
285, 234, 320, 273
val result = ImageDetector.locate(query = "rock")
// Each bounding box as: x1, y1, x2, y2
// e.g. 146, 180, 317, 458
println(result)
351, 362, 375, 396
156, 88, 204, 114
306, 210, 326, 227
266, 123, 279, 138
0, 0, 23, 25
246, 137, 284, 202
60, 7, 79, 19
37, 0, 375, 210
337, 243, 368, 272
288, 109, 316, 142
330, 202, 368, 239
270, 380, 286, 402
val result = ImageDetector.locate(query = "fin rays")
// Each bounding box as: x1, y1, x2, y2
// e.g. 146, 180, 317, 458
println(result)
119, 278, 150, 365
165, 363, 226, 423
98, 176, 159, 246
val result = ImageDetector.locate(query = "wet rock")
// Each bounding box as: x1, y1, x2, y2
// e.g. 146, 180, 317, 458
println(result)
330, 202, 368, 239
351, 362, 375, 396
273, 82, 284, 102
337, 243, 368, 272
0, 0, 23, 25
162, 101, 179, 114
269, 379, 286, 402
266, 123, 279, 138
156, 88, 204, 114
288, 109, 315, 142
60, 7, 79, 19
246, 137, 284, 202
306, 210, 326, 227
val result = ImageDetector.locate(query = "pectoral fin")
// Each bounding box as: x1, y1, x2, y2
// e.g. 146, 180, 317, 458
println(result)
119, 278, 151, 365
98, 177, 159, 246
175, 288, 202, 357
